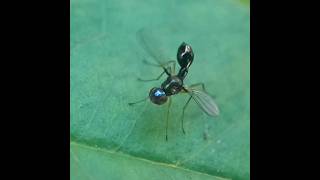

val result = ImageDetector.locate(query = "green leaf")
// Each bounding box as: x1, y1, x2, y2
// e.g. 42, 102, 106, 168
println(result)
71, 0, 250, 179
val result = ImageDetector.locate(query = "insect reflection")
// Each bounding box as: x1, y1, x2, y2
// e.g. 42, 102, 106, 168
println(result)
129, 29, 219, 141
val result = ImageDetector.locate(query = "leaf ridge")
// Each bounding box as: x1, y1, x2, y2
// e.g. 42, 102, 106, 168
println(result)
70, 141, 231, 180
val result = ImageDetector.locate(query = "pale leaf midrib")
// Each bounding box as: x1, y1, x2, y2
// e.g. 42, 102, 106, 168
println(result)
70, 140, 230, 180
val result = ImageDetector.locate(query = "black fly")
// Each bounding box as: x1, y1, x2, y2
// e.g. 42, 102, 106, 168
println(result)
129, 29, 219, 140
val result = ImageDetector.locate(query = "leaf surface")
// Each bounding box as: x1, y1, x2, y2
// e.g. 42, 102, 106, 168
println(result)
71, 0, 250, 179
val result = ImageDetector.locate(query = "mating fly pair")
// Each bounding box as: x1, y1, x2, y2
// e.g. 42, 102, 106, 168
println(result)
129, 29, 219, 140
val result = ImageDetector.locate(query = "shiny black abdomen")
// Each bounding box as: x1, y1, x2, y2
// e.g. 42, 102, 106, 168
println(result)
177, 42, 194, 69
161, 75, 183, 96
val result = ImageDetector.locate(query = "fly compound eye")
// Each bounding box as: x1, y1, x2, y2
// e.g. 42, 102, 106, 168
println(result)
149, 88, 167, 105
177, 42, 194, 69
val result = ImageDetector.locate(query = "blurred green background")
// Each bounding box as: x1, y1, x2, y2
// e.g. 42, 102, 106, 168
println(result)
71, 0, 250, 179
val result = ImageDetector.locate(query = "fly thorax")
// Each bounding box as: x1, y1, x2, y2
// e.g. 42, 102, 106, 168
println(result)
161, 76, 183, 96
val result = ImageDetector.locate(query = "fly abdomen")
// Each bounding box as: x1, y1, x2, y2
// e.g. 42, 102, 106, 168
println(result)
177, 42, 194, 69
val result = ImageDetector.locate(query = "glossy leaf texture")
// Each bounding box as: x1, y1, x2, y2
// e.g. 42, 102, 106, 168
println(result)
71, 0, 250, 179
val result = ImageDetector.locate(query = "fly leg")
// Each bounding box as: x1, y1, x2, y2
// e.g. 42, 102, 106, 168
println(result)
165, 97, 172, 141
142, 59, 175, 68
142, 59, 176, 73
140, 59, 176, 75
137, 70, 166, 82
128, 97, 148, 106
181, 95, 192, 134
137, 65, 174, 82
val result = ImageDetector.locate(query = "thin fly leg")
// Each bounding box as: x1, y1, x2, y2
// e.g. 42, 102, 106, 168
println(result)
138, 66, 172, 81
142, 59, 175, 68
142, 58, 160, 67
128, 97, 148, 106
141, 59, 176, 75
165, 97, 172, 141
171, 60, 176, 74
137, 71, 166, 81
181, 95, 192, 134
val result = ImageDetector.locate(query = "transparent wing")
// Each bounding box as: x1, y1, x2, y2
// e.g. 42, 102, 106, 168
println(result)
188, 89, 220, 117
136, 28, 169, 66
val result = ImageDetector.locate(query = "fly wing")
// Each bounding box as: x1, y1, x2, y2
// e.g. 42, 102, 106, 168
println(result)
188, 89, 220, 117
136, 28, 169, 66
